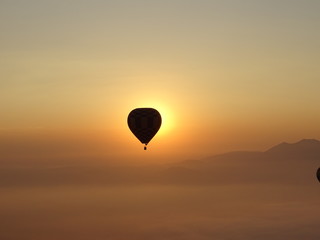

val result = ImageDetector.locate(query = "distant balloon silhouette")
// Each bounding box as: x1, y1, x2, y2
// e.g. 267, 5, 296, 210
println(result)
317, 168, 320, 182
127, 108, 162, 150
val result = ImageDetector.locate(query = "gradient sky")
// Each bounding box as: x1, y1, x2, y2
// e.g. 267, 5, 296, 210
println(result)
1, 0, 320, 163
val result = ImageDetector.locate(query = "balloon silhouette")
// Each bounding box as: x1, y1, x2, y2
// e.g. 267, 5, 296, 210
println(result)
127, 108, 162, 150
317, 168, 320, 183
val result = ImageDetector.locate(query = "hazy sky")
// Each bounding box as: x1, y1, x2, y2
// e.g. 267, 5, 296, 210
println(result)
1, 0, 320, 163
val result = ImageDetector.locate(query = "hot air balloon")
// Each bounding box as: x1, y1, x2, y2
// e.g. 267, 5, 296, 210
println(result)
317, 168, 320, 182
127, 108, 162, 150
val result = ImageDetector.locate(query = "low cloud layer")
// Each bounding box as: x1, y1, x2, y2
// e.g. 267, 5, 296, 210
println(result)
1, 184, 319, 240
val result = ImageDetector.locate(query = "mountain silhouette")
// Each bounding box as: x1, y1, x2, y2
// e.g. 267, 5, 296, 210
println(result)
1, 139, 319, 186
266, 139, 320, 159
164, 139, 320, 184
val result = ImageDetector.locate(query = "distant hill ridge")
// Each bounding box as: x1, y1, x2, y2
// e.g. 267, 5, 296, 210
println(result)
177, 139, 320, 168
265, 139, 320, 158
166, 139, 320, 184
0, 139, 319, 186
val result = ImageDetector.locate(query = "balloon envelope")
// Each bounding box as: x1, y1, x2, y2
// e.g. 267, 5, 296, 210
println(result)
127, 108, 162, 147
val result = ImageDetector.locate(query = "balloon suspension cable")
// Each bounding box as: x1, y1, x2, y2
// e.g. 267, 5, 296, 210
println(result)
144, 144, 147, 150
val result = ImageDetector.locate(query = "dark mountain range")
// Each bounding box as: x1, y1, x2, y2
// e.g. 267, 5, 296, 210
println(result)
1, 139, 319, 187
162, 139, 320, 184
265, 139, 320, 158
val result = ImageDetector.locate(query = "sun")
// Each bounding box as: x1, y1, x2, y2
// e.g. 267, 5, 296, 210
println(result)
152, 104, 175, 137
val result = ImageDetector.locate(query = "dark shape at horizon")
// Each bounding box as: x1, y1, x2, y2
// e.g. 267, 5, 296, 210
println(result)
127, 108, 162, 150
317, 168, 320, 183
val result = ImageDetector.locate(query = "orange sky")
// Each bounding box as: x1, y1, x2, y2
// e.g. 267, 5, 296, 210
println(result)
1, 1, 320, 164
